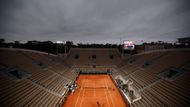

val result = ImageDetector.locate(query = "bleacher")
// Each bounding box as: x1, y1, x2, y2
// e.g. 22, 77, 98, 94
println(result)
66, 48, 122, 67
0, 48, 78, 107
112, 49, 190, 106
0, 47, 190, 107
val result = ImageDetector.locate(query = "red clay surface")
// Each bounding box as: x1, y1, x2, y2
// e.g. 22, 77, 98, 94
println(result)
63, 75, 128, 107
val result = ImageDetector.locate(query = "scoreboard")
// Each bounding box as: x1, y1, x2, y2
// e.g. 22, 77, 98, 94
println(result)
123, 40, 135, 50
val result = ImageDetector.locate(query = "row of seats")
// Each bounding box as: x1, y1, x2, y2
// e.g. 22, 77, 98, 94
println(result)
113, 49, 190, 106
66, 48, 122, 66
0, 48, 78, 107
1, 48, 189, 106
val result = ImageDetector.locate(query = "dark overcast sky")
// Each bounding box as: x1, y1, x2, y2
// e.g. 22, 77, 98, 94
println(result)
0, 0, 190, 44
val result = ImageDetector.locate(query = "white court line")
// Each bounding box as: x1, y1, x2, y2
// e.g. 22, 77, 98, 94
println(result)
103, 79, 111, 107
104, 79, 116, 107
75, 80, 84, 107
79, 79, 87, 107
94, 82, 96, 98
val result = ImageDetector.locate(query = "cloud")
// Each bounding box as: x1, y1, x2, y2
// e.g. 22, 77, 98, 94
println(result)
0, 0, 190, 44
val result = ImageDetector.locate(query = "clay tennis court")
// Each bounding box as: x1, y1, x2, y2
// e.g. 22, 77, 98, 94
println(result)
63, 75, 128, 107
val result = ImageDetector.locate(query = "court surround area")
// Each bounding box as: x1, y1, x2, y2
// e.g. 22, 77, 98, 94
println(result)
63, 75, 128, 107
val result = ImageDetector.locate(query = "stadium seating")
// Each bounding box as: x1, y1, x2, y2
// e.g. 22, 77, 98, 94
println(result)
112, 49, 190, 106
0, 48, 77, 107
66, 48, 122, 67
0, 48, 190, 106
